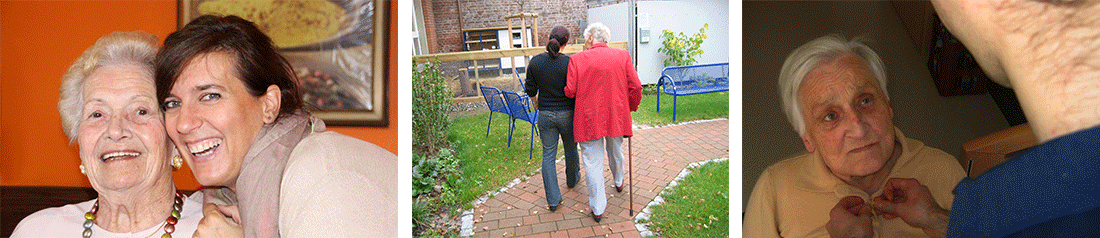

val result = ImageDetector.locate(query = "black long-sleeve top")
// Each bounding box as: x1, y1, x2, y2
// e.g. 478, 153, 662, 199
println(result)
524, 52, 575, 111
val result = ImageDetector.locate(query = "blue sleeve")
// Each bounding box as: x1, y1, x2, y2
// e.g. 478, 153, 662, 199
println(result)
947, 127, 1100, 238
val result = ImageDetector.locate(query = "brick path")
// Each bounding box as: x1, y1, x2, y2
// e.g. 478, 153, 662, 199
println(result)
464, 119, 729, 237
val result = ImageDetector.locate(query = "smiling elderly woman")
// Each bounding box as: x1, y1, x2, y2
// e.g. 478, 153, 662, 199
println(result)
11, 31, 202, 238
743, 35, 966, 238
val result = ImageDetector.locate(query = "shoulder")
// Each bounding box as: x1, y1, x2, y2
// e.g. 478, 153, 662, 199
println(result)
285, 131, 397, 193
11, 200, 93, 237
760, 153, 815, 180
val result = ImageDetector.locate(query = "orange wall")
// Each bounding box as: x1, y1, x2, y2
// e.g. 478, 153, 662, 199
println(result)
0, 1, 399, 190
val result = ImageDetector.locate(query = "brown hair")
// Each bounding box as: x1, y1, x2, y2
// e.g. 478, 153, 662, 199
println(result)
546, 25, 570, 58
155, 15, 303, 120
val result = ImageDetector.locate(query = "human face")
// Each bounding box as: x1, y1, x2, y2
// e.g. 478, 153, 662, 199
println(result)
78, 65, 173, 193
161, 52, 277, 188
798, 54, 896, 179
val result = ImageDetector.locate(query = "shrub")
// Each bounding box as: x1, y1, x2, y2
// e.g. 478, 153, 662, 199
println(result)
658, 24, 709, 67
413, 61, 453, 155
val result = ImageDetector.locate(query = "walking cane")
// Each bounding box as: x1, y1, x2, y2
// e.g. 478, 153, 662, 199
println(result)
629, 136, 634, 216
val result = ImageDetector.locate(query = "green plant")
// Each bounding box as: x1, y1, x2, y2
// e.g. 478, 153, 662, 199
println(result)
413, 148, 461, 197
413, 61, 454, 155
648, 160, 729, 237
657, 24, 709, 67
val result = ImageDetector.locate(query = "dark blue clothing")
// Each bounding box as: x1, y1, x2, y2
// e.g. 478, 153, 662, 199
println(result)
524, 52, 574, 111
947, 126, 1100, 238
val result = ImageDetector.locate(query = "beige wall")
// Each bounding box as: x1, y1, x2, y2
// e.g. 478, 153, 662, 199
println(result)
742, 1, 1010, 210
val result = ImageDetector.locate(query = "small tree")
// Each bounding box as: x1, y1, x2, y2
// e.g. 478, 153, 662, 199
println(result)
412, 61, 453, 155
658, 23, 709, 67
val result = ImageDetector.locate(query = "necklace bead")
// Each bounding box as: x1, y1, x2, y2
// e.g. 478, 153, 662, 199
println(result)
81, 190, 184, 238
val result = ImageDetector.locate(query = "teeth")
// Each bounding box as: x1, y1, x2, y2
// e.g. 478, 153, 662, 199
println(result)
188, 139, 221, 157
101, 151, 140, 161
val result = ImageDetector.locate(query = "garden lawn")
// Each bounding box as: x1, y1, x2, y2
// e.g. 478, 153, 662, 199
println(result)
632, 89, 728, 126
646, 160, 729, 237
446, 111, 560, 210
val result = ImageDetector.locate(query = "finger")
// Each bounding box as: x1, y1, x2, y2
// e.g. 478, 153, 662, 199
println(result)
201, 203, 234, 226
857, 204, 873, 217
873, 199, 899, 215
837, 196, 865, 209
215, 205, 241, 225
882, 213, 898, 220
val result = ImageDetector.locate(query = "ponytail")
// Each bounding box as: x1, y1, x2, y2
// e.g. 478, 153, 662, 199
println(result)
546, 38, 562, 58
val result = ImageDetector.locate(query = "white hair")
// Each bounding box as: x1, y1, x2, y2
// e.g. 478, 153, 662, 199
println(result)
58, 31, 159, 143
584, 22, 610, 43
778, 34, 889, 136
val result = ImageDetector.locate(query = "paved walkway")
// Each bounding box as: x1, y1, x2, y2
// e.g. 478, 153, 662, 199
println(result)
465, 119, 729, 237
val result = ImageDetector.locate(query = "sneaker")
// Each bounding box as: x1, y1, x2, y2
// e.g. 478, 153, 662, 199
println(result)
615, 185, 623, 193
592, 212, 603, 223
548, 204, 558, 212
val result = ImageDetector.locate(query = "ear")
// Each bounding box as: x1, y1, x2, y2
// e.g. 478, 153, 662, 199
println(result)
801, 134, 816, 152
261, 85, 282, 124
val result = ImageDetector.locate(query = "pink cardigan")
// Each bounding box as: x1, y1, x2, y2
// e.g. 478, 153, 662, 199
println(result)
565, 42, 643, 142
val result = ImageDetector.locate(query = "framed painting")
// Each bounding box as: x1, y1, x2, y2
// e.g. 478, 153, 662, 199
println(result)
178, 0, 388, 126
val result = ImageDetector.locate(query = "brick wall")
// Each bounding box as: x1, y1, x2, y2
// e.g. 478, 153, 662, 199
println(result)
427, 0, 588, 54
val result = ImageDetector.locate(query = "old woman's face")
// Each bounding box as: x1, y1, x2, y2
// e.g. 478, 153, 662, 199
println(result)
78, 64, 173, 192
798, 54, 896, 180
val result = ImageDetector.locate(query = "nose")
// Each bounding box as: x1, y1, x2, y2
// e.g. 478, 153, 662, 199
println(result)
845, 110, 869, 139
105, 114, 131, 141
172, 104, 201, 135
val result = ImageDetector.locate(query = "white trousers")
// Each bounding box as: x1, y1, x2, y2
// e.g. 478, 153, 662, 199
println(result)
579, 136, 624, 216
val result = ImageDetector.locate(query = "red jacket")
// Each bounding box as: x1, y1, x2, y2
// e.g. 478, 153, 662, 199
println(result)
565, 42, 643, 142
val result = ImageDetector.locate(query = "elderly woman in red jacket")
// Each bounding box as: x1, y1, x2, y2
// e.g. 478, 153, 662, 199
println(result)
564, 22, 643, 223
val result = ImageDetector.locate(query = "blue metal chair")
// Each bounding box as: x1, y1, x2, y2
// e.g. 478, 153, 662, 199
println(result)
480, 86, 510, 137
500, 90, 538, 159
657, 62, 730, 121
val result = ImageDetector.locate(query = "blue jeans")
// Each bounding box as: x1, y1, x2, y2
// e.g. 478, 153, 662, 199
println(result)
537, 110, 580, 207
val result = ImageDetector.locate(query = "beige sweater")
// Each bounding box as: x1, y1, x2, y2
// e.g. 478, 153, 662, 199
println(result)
744, 128, 965, 237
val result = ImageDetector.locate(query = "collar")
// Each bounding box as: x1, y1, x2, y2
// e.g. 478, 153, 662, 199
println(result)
793, 127, 922, 198
589, 42, 608, 49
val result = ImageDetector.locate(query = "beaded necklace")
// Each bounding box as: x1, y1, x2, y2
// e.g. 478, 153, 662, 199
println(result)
83, 191, 184, 238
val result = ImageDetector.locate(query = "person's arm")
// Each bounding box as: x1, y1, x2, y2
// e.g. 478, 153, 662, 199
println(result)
744, 169, 782, 238
524, 62, 538, 98
624, 54, 642, 112
565, 58, 578, 99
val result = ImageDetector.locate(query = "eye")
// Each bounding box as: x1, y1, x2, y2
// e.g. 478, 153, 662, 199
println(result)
90, 111, 103, 118
824, 113, 837, 122
200, 93, 221, 101
162, 100, 181, 111
860, 97, 872, 105
137, 108, 148, 116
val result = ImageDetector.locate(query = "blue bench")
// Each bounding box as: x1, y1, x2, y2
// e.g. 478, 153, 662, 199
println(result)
656, 63, 729, 121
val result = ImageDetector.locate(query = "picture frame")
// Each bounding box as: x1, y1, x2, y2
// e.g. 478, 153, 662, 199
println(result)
178, 0, 388, 126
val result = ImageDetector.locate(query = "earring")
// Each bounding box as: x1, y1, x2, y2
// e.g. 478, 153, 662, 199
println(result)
172, 155, 183, 170
79, 164, 86, 175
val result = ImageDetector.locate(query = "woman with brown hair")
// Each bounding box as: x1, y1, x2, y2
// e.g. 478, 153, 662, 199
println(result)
154, 15, 396, 237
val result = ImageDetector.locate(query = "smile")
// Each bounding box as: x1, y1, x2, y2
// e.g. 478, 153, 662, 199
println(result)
187, 138, 222, 157
100, 150, 140, 162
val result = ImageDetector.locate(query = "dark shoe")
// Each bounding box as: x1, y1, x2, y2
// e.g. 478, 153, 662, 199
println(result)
592, 212, 603, 223
615, 185, 623, 193
548, 204, 558, 212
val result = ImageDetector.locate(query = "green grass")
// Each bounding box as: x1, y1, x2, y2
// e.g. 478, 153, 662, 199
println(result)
446, 111, 554, 210
632, 86, 729, 126
647, 160, 729, 237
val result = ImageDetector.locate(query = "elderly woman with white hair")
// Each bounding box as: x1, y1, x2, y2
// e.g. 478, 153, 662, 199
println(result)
743, 35, 965, 238
564, 22, 642, 223
11, 31, 203, 237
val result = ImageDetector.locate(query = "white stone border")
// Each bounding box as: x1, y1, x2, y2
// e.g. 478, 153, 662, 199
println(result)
459, 119, 726, 237
634, 157, 729, 237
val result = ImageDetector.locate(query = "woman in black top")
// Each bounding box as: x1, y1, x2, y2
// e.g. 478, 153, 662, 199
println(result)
524, 25, 578, 211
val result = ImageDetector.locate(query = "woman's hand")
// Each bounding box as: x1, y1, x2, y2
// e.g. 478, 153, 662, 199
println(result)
193, 203, 243, 238
872, 178, 950, 238
827, 196, 874, 238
